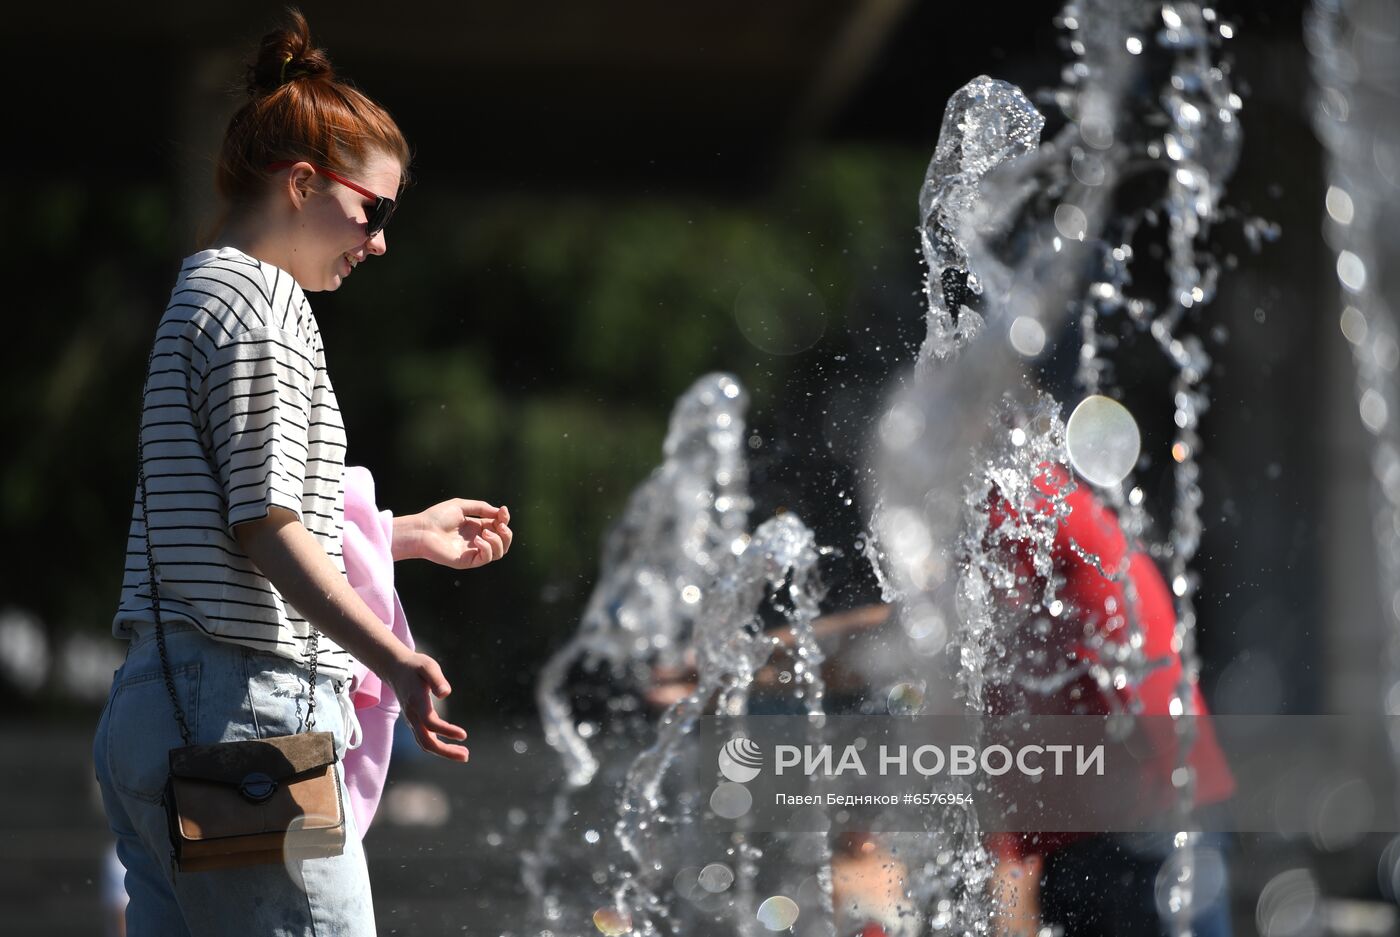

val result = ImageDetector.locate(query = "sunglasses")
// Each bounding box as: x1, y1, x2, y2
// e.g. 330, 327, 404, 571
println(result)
266, 161, 398, 237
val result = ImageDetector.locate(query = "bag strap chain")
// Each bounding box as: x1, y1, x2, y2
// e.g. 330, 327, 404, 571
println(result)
136, 339, 320, 747
305, 627, 319, 731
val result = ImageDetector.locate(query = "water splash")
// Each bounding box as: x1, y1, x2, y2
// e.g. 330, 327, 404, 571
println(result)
873, 2, 1246, 933
530, 373, 834, 935
1308, 0, 1400, 836
875, 71, 1068, 936
613, 512, 827, 936
917, 75, 1047, 365
526, 373, 753, 932
536, 372, 752, 788
531, 2, 1251, 932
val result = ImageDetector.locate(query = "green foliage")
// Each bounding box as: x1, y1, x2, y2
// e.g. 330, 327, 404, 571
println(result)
4, 146, 926, 715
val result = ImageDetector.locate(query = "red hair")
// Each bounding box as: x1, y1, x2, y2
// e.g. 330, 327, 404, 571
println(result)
211, 8, 411, 232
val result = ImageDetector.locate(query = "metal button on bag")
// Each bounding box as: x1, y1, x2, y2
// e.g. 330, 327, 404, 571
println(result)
239, 772, 278, 804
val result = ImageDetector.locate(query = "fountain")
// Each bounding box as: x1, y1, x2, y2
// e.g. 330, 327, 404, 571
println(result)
872, 3, 1246, 934
531, 1, 1254, 934
1309, 0, 1400, 912
535, 372, 752, 791
528, 373, 832, 936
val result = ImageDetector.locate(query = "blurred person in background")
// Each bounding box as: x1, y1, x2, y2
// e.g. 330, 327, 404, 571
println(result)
983, 460, 1234, 937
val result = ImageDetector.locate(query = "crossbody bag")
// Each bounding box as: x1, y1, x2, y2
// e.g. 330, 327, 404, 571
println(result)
136, 346, 346, 873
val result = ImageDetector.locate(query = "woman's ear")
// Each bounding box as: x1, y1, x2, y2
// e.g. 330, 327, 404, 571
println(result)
284, 161, 319, 208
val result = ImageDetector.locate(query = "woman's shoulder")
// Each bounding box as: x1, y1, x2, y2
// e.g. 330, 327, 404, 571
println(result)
168, 247, 314, 348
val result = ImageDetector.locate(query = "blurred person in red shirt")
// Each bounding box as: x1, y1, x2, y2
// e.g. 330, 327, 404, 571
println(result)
985, 462, 1234, 937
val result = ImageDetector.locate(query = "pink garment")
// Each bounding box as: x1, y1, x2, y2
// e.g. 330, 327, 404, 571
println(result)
341, 465, 414, 839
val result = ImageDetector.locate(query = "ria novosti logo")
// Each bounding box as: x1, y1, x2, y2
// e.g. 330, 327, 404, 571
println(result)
718, 736, 763, 783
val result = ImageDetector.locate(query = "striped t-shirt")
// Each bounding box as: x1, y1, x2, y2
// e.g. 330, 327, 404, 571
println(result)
113, 246, 354, 679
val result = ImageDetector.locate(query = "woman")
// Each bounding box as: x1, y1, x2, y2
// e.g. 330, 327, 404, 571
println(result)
92, 10, 512, 934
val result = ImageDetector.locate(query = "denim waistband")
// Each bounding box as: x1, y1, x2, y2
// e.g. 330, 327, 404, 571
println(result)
127, 618, 202, 652
125, 619, 352, 706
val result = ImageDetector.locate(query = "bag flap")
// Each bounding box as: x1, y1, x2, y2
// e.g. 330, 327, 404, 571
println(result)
169, 732, 336, 784
170, 768, 345, 841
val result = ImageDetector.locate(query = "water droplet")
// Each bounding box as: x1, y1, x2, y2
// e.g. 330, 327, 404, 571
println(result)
1376, 335, 1400, 371
681, 585, 702, 605
1255, 869, 1319, 936
710, 782, 753, 819
1326, 186, 1355, 225
1378, 837, 1400, 900
1054, 203, 1089, 241
584, 829, 601, 844
887, 681, 927, 715
1340, 306, 1367, 345
673, 866, 702, 900
1066, 395, 1142, 486
1360, 389, 1388, 433
734, 275, 827, 355
880, 402, 925, 451
1338, 250, 1367, 291
1156, 845, 1227, 923
698, 863, 735, 893
884, 507, 932, 566
1312, 777, 1374, 851
1126, 35, 1144, 54
756, 895, 800, 931
1008, 316, 1047, 356
592, 907, 632, 935
903, 608, 947, 650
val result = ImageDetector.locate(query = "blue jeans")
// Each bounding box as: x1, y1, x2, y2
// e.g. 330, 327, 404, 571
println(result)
93, 621, 375, 936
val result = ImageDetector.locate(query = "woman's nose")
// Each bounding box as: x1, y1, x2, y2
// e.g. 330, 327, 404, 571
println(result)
367, 229, 387, 256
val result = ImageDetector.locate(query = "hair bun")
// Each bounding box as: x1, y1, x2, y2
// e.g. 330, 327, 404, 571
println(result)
246, 7, 334, 97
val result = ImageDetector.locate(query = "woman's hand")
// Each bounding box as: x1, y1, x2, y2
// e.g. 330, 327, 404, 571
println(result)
384, 651, 470, 762
394, 499, 513, 568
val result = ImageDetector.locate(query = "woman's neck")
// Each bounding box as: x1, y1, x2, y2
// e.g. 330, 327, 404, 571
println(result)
218, 218, 293, 272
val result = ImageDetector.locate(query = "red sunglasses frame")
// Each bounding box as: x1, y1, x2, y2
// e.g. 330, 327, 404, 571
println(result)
266, 161, 398, 237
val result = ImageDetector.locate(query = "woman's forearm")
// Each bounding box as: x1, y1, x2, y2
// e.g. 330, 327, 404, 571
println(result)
391, 512, 425, 562
234, 507, 412, 678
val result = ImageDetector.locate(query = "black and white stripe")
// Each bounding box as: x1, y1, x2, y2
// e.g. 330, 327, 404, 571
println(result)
113, 247, 353, 678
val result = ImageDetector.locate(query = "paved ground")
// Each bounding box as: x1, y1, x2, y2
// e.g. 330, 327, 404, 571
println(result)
0, 720, 562, 935
6, 721, 1398, 936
